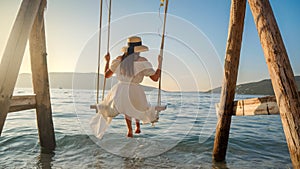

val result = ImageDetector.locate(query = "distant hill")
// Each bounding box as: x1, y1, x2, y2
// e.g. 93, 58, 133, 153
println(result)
16, 72, 157, 91
207, 76, 300, 95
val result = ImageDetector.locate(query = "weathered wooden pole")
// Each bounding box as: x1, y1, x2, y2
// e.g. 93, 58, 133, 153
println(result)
29, 0, 56, 150
0, 0, 42, 135
212, 0, 247, 162
248, 0, 300, 167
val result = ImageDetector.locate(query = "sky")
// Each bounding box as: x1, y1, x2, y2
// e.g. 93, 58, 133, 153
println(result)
0, 0, 299, 92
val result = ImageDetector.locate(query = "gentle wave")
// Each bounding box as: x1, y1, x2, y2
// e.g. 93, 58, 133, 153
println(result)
0, 89, 292, 168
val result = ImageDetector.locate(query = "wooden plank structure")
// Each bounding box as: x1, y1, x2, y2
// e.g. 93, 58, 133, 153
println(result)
213, 0, 300, 168
0, 0, 55, 150
215, 95, 278, 116
8, 95, 36, 113
215, 93, 300, 116
215, 92, 299, 116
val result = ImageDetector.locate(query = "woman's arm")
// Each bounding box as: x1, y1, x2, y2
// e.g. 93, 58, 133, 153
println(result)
105, 69, 113, 78
104, 55, 123, 78
150, 55, 162, 82
104, 53, 113, 78
149, 69, 161, 82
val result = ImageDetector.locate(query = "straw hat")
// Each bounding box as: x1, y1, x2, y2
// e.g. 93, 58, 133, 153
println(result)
121, 36, 149, 53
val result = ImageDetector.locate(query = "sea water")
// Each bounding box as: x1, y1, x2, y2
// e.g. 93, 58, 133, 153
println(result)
0, 88, 292, 168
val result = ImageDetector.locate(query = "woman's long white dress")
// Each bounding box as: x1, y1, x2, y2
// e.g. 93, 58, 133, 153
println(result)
90, 59, 158, 139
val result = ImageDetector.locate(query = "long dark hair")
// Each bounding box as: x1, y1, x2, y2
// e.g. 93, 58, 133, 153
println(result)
120, 46, 139, 77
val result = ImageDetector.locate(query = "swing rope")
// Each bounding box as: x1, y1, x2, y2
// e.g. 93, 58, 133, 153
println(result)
97, 0, 166, 105
96, 0, 104, 104
106, 0, 112, 54
101, 0, 112, 101
157, 0, 169, 107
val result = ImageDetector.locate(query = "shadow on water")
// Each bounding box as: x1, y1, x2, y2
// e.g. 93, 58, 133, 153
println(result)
122, 158, 145, 169
212, 161, 229, 169
36, 148, 55, 169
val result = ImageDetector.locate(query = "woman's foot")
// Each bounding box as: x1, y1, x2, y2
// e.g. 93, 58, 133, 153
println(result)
127, 131, 133, 138
135, 128, 141, 134
135, 120, 141, 134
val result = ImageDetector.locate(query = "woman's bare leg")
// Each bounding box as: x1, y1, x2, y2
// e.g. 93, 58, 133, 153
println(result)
135, 120, 141, 134
125, 115, 133, 138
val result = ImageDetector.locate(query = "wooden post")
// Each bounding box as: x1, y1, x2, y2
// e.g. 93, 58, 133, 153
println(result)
248, 0, 300, 167
29, 0, 56, 150
212, 0, 247, 162
0, 0, 42, 135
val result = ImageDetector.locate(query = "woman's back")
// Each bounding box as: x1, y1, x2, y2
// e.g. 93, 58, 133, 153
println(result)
110, 57, 156, 84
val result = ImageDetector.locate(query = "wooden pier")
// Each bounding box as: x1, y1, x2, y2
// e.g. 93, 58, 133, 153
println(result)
0, 0, 55, 150
213, 0, 300, 168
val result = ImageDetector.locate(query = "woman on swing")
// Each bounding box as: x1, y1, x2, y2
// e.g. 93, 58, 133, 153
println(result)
101, 36, 166, 138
